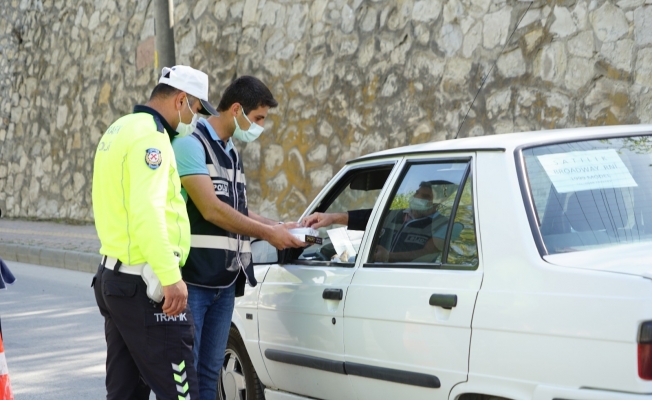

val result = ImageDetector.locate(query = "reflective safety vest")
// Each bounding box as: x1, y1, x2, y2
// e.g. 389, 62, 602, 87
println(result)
92, 106, 191, 286
181, 123, 256, 294
379, 210, 450, 253
0, 331, 14, 400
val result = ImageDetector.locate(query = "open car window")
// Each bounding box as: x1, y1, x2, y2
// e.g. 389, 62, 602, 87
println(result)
295, 164, 395, 266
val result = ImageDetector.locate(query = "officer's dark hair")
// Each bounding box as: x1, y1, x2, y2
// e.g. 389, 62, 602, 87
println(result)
150, 83, 180, 100
217, 76, 278, 114
149, 83, 198, 106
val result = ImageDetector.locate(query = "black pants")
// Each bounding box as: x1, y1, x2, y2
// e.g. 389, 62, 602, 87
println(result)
93, 264, 199, 400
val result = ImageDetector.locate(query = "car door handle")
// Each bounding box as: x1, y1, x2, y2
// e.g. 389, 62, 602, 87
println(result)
323, 288, 343, 301
429, 294, 457, 309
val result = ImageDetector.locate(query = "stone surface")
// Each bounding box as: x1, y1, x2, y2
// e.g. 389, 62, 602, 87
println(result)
497, 48, 526, 78
565, 57, 595, 91
1, 1, 651, 222
535, 41, 567, 85
591, 2, 629, 42
634, 6, 652, 45
567, 31, 595, 58
600, 40, 634, 72
483, 6, 511, 49
550, 6, 577, 38
635, 47, 652, 87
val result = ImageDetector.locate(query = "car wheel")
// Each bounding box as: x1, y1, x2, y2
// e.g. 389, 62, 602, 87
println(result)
217, 326, 265, 400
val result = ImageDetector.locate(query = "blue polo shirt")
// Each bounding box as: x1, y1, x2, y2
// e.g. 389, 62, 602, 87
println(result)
172, 119, 234, 200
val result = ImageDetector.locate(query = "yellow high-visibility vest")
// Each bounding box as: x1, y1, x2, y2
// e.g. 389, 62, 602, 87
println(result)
92, 108, 190, 286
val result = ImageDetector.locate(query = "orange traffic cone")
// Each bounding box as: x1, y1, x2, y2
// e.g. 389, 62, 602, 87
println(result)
0, 333, 14, 400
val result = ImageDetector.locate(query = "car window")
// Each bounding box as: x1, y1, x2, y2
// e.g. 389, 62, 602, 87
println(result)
296, 165, 394, 266
367, 161, 470, 268
522, 136, 652, 254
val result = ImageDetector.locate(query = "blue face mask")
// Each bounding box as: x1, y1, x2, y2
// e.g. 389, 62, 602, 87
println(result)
233, 110, 264, 142
409, 196, 432, 212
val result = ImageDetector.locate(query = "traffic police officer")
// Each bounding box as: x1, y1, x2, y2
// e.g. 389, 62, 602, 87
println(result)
92, 65, 218, 400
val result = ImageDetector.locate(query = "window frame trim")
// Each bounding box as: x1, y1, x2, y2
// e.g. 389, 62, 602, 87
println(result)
362, 262, 477, 270
441, 163, 471, 263
302, 160, 400, 218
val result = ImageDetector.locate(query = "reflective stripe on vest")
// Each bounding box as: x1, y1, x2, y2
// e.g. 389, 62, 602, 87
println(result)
190, 235, 252, 252
207, 164, 246, 184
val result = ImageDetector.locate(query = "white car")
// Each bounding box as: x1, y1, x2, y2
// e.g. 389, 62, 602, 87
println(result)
218, 125, 652, 400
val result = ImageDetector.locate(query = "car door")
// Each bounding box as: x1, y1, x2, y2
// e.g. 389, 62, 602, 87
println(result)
257, 160, 400, 400
343, 155, 482, 399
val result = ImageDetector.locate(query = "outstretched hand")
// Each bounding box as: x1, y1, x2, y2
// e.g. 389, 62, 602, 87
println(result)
267, 223, 305, 250
302, 212, 336, 229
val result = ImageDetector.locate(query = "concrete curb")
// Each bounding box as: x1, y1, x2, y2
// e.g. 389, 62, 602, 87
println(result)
0, 242, 100, 273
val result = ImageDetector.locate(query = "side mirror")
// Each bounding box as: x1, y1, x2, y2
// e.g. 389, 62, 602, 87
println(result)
278, 247, 304, 264
251, 240, 278, 264
251, 240, 306, 265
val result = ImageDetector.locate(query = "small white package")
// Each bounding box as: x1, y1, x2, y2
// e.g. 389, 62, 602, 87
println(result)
288, 227, 321, 244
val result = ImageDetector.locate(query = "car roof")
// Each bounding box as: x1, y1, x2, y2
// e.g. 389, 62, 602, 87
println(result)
351, 124, 652, 163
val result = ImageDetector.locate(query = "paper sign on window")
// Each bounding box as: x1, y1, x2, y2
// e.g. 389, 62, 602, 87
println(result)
537, 149, 637, 193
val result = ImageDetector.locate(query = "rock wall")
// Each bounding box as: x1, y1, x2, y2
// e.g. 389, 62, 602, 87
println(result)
0, 0, 159, 221
2, 0, 652, 222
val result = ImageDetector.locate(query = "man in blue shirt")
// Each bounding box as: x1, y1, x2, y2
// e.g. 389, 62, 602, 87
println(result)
172, 76, 304, 399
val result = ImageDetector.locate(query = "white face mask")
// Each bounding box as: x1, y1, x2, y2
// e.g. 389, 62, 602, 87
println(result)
233, 109, 264, 142
176, 97, 199, 138
409, 196, 432, 212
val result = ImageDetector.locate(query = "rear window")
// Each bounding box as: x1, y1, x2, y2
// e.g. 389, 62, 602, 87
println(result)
523, 136, 652, 254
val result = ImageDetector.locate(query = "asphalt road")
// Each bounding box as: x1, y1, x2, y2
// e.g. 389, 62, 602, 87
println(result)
0, 261, 156, 399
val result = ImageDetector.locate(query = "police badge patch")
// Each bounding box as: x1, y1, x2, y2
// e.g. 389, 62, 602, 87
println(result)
145, 148, 162, 170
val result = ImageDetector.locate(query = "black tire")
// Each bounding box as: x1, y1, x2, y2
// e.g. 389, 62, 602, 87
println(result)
217, 326, 265, 400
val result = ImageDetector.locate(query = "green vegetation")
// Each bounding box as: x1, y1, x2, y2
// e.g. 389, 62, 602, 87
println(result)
390, 192, 413, 210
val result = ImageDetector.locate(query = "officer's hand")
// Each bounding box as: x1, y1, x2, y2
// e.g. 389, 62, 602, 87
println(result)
281, 221, 301, 229
267, 224, 305, 250
374, 245, 390, 263
162, 280, 188, 317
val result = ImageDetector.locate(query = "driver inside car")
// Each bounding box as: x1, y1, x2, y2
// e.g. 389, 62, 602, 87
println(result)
302, 181, 463, 263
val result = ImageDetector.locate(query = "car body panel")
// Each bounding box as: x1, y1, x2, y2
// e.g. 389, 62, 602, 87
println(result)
344, 268, 482, 399
257, 264, 355, 399
232, 264, 273, 387
255, 160, 405, 399
264, 388, 315, 400
342, 153, 482, 399
234, 126, 652, 400
354, 125, 652, 162
544, 241, 652, 279
472, 151, 652, 395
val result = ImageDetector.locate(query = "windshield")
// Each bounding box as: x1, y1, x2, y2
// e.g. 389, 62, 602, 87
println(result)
522, 136, 652, 254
